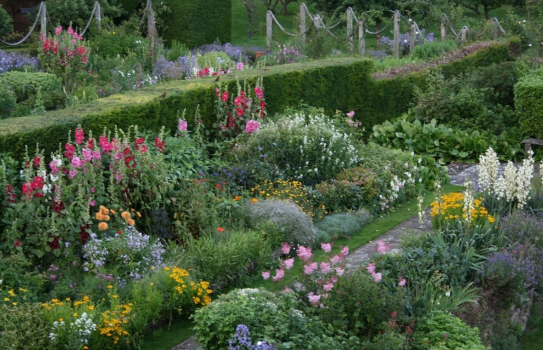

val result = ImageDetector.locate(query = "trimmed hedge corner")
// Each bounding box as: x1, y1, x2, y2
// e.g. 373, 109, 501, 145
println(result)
0, 41, 516, 160
515, 71, 543, 138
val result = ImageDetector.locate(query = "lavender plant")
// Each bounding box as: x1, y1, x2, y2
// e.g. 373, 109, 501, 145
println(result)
191, 43, 249, 62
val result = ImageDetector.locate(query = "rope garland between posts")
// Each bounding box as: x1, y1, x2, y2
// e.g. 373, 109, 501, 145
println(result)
0, 2, 44, 46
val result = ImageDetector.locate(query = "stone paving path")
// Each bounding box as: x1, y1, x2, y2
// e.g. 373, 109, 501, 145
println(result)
172, 163, 483, 350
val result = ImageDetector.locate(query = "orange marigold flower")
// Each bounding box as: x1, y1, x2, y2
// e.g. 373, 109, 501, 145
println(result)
127, 219, 135, 226
95, 212, 104, 221
102, 214, 110, 221
251, 198, 258, 203
100, 206, 109, 215
98, 222, 108, 231
121, 211, 131, 219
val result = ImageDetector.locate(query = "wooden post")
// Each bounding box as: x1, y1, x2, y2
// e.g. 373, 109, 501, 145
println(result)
393, 11, 400, 59
40, 2, 47, 39
441, 16, 446, 41
266, 11, 273, 50
300, 4, 306, 43
314, 15, 320, 36
96, 2, 102, 34
147, 0, 158, 61
492, 19, 498, 39
461, 26, 468, 43
347, 8, 353, 53
410, 23, 416, 54
359, 20, 365, 56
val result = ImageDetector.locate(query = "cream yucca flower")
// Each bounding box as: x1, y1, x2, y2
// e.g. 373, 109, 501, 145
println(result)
478, 147, 500, 192
463, 181, 475, 224
516, 149, 534, 209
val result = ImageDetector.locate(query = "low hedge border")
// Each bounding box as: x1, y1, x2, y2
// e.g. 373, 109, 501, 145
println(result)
515, 69, 543, 138
0, 40, 516, 160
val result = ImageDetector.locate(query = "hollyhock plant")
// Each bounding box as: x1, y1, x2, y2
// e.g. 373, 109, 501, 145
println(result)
39, 26, 90, 92
1, 126, 170, 268
214, 78, 266, 138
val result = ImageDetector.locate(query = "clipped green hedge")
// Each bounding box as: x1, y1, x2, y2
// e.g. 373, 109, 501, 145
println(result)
515, 70, 543, 138
118, 0, 232, 48
160, 0, 232, 48
0, 41, 516, 161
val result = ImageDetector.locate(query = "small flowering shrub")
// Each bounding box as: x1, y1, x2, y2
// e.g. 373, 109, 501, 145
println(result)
193, 288, 359, 350
482, 248, 538, 307
235, 113, 359, 186
39, 26, 90, 92
358, 143, 447, 212
273, 43, 303, 64
228, 324, 276, 350
263, 243, 349, 308
214, 79, 266, 138
82, 226, 166, 283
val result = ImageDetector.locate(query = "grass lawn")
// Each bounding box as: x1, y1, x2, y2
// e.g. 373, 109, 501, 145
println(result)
136, 183, 463, 349
522, 322, 543, 350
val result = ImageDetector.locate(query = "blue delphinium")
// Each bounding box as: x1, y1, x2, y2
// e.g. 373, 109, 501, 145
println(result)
228, 325, 276, 350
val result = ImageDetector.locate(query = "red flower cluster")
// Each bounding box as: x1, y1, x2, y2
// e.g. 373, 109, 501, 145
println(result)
134, 137, 147, 153
22, 176, 45, 199
154, 137, 165, 152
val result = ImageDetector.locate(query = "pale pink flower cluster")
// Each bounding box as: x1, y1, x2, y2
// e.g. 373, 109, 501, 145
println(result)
375, 241, 390, 254
263, 242, 349, 308
178, 119, 188, 132
245, 120, 260, 134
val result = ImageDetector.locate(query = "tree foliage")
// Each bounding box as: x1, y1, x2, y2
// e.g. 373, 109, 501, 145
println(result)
0, 4, 13, 37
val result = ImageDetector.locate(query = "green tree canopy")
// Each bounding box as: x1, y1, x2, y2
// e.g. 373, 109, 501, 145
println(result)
0, 4, 14, 37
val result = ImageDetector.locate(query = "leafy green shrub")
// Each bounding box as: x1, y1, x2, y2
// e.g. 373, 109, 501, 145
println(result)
0, 4, 13, 36
1, 71, 65, 110
315, 210, 373, 240
412, 40, 457, 60
0, 303, 52, 350
469, 61, 521, 107
372, 118, 525, 163
235, 113, 359, 186
411, 71, 514, 134
166, 40, 190, 62
185, 229, 272, 291
0, 81, 16, 119
90, 27, 146, 58
316, 269, 402, 338
412, 311, 489, 350
197, 51, 233, 71
243, 199, 316, 245
515, 68, 543, 138
192, 288, 360, 350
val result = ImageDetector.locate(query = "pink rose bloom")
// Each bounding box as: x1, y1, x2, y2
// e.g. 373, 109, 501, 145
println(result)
376, 241, 391, 254
399, 278, 406, 287
262, 270, 271, 280
272, 268, 285, 282
308, 293, 321, 306
237, 62, 244, 71
297, 246, 313, 261
335, 267, 345, 276
321, 242, 332, 253
303, 262, 318, 275
320, 262, 331, 274
367, 262, 376, 274
178, 119, 188, 132
330, 255, 342, 265
372, 272, 382, 283
284, 258, 295, 270
245, 120, 260, 134
323, 282, 334, 292
346, 111, 355, 118
281, 242, 292, 255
